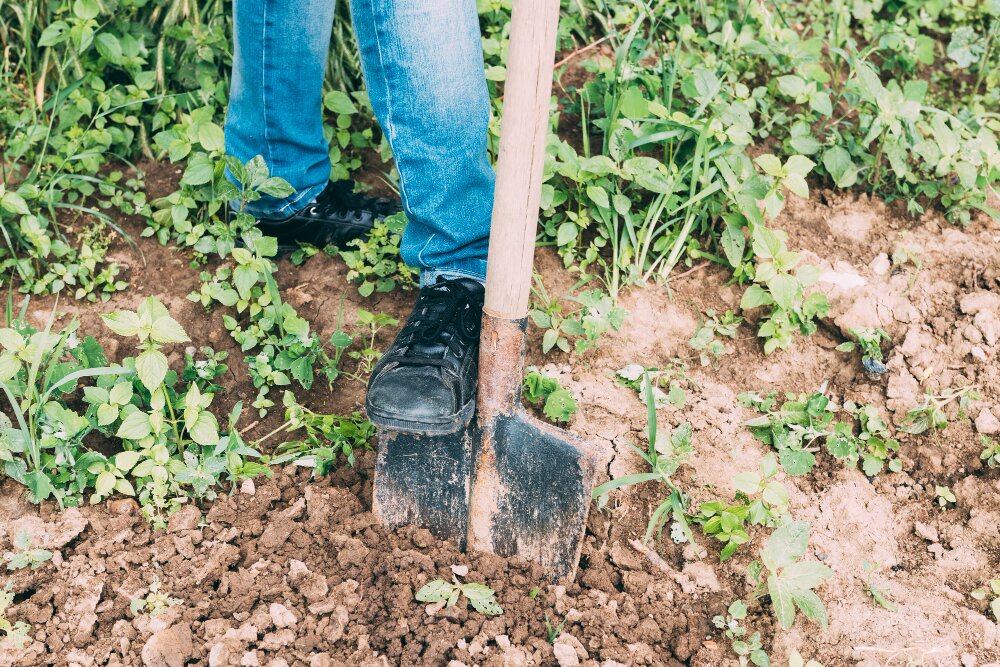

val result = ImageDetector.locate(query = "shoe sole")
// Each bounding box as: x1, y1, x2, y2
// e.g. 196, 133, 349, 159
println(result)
365, 396, 477, 436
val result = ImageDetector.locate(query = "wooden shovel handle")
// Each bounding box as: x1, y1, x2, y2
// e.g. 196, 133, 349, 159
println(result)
483, 0, 561, 319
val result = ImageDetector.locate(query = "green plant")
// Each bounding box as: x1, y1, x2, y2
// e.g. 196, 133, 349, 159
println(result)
738, 226, 829, 355
689, 309, 742, 366
129, 578, 182, 617
743, 391, 834, 476
338, 213, 418, 296
898, 386, 981, 434
523, 368, 578, 424
0, 297, 131, 504
3, 530, 52, 571
266, 392, 375, 473
713, 600, 770, 667
981, 436, 1000, 469
415, 574, 502, 616
544, 613, 567, 645
693, 455, 790, 561
934, 485, 956, 508
594, 373, 695, 545
970, 577, 1000, 621
861, 560, 897, 612
826, 402, 902, 476
616, 363, 688, 410
0, 583, 30, 649
529, 276, 626, 355
788, 650, 823, 667
748, 521, 832, 630
836, 327, 891, 375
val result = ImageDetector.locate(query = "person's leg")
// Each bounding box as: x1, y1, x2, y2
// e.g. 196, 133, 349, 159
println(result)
225, 0, 336, 218
350, 0, 494, 284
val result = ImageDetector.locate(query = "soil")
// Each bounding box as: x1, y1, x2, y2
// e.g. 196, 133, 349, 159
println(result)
1, 164, 999, 667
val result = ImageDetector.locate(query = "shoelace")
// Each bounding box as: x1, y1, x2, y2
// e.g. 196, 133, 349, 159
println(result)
382, 281, 482, 369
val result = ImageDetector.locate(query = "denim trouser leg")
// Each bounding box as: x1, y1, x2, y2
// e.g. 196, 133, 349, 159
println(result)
225, 0, 494, 283
350, 0, 494, 284
225, 0, 335, 218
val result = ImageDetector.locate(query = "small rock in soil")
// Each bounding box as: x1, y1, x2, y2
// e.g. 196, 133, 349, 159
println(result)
269, 602, 297, 628
914, 521, 939, 543
974, 407, 1000, 435
167, 505, 201, 533
141, 623, 193, 667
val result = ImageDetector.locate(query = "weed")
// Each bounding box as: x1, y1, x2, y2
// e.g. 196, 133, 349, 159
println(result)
594, 373, 695, 545
415, 575, 502, 616
693, 455, 790, 561
0, 583, 30, 649
689, 309, 742, 366
743, 391, 834, 476
970, 578, 1000, 621
826, 402, 903, 476
544, 613, 566, 644
3, 531, 52, 571
788, 650, 823, 667
860, 560, 897, 612
898, 386, 981, 434
713, 600, 769, 667
980, 436, 1000, 469
934, 485, 956, 508
836, 327, 891, 375
748, 521, 832, 630
523, 368, 578, 424
129, 578, 182, 617
529, 276, 626, 355
616, 363, 688, 410
266, 392, 375, 473
338, 213, 418, 296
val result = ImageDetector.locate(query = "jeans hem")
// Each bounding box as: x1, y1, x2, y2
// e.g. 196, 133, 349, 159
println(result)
234, 181, 327, 220
420, 263, 487, 287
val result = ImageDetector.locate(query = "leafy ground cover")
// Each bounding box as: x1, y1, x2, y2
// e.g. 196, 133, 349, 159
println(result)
1, 0, 999, 665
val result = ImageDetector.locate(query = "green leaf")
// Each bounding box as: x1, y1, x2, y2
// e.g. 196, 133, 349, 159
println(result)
151, 316, 190, 344
755, 154, 783, 177
324, 90, 358, 114
117, 411, 152, 440
135, 350, 168, 392
415, 579, 454, 603
462, 583, 503, 616
782, 561, 832, 590
197, 122, 225, 153
114, 451, 142, 472
95, 471, 116, 497
101, 310, 142, 337
822, 147, 858, 188
761, 520, 810, 572
779, 448, 815, 476
792, 588, 829, 629
768, 274, 798, 311
188, 412, 220, 447
181, 153, 215, 186
767, 573, 796, 629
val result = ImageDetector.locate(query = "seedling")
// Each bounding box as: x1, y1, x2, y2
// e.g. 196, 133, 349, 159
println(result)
788, 650, 823, 667
744, 391, 834, 476
693, 454, 790, 561
898, 386, 981, 435
3, 531, 52, 571
594, 373, 695, 545
826, 403, 902, 476
415, 575, 503, 616
544, 613, 566, 644
129, 578, 182, 617
748, 521, 831, 629
861, 560, 897, 612
0, 584, 30, 649
981, 436, 1000, 469
529, 276, 626, 355
617, 363, 688, 410
339, 213, 418, 296
523, 368, 578, 424
934, 485, 956, 508
836, 327, 890, 375
267, 392, 376, 472
712, 600, 769, 667
689, 309, 742, 366
970, 578, 1000, 621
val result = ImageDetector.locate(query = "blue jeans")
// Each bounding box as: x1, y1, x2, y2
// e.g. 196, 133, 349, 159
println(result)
225, 0, 494, 284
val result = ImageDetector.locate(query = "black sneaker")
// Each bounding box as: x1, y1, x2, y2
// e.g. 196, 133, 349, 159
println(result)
235, 180, 400, 253
366, 277, 485, 435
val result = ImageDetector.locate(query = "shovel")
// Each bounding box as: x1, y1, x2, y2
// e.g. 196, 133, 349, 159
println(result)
372, 0, 601, 581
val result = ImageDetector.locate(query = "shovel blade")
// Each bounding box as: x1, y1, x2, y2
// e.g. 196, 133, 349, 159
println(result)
372, 427, 473, 550
468, 408, 600, 581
